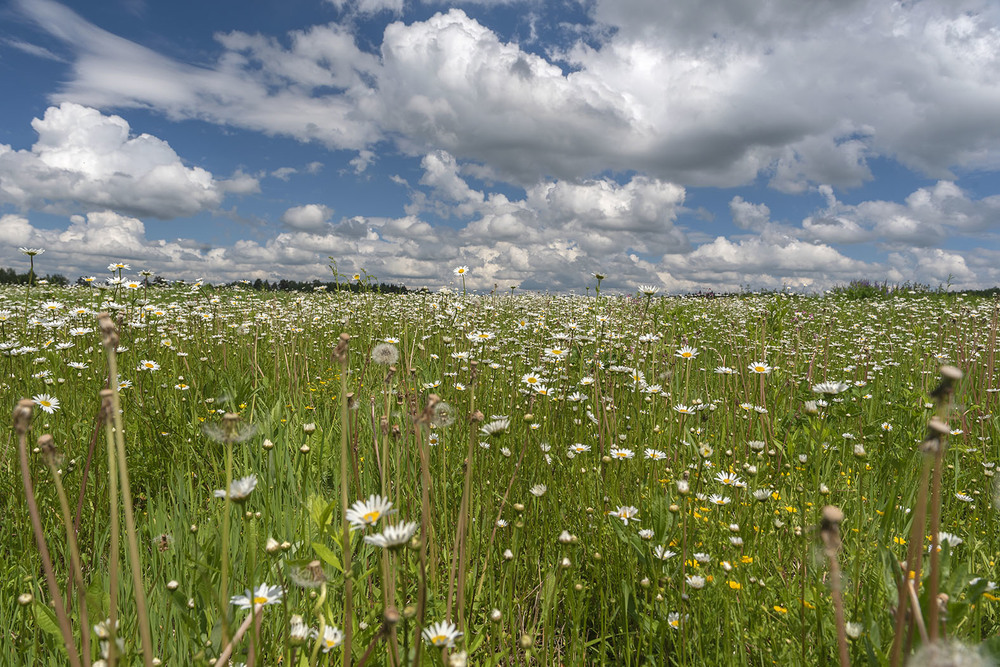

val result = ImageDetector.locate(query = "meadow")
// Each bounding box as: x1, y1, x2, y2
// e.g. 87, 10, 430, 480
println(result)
1, 269, 998, 666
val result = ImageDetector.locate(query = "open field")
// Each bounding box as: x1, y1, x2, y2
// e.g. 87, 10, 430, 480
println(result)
1, 279, 998, 665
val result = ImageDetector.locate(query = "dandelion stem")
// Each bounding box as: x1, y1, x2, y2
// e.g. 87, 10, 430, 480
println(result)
15, 401, 82, 667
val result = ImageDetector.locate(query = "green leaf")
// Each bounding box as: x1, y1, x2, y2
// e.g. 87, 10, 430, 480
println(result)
85, 575, 108, 619
312, 542, 343, 572
32, 601, 66, 651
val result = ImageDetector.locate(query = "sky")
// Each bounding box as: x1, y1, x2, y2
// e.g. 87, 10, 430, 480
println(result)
1, 0, 1000, 293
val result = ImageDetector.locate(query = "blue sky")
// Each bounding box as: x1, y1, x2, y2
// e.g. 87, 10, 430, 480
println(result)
1, 0, 1000, 292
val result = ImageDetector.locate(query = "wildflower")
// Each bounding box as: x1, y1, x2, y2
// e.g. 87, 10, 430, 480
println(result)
32, 393, 60, 414
955, 492, 974, 503
708, 494, 731, 506
480, 418, 510, 437
614, 505, 640, 525
230, 583, 282, 609
728, 581, 742, 590
346, 494, 393, 529
638, 529, 654, 540
675, 346, 699, 359
364, 521, 418, 550
748, 362, 772, 374
453, 266, 469, 276
214, 475, 258, 503
674, 403, 696, 414
644, 448, 666, 460
609, 447, 634, 460
715, 472, 743, 487
137, 359, 160, 371
845, 622, 862, 639
19, 247, 44, 256
668, 612, 681, 629
753, 489, 771, 502
289, 616, 312, 646
812, 381, 849, 394
321, 625, 344, 652
529, 484, 547, 497
880, 422, 893, 432
653, 546, 677, 560
936, 532, 963, 549
638, 284, 660, 296
686, 575, 706, 589
371, 343, 400, 366
569, 443, 591, 454
423, 620, 463, 648
715, 366, 735, 374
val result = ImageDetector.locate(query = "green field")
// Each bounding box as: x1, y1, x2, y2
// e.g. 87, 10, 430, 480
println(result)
2, 280, 998, 665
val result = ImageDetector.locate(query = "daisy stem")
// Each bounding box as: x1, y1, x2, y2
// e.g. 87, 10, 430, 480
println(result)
216, 602, 264, 666
221, 439, 233, 646
338, 334, 355, 667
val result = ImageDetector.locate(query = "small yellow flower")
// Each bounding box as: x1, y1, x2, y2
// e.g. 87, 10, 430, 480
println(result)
773, 605, 788, 614
728, 581, 742, 590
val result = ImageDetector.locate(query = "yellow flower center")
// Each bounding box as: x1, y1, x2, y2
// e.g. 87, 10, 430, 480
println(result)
363, 510, 381, 524
431, 635, 448, 646
253, 596, 268, 604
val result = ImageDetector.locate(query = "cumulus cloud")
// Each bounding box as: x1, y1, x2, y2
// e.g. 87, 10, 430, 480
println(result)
0, 102, 223, 218
729, 196, 771, 230
18, 0, 1000, 189
802, 181, 1000, 247
281, 204, 334, 232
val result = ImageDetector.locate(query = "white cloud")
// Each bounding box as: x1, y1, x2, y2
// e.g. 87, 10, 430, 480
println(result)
802, 181, 1000, 246
0, 103, 223, 218
281, 204, 334, 232
729, 196, 771, 230
218, 169, 261, 194
19, 0, 1000, 189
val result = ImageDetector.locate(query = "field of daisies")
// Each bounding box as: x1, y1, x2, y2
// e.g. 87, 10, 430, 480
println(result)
1, 269, 999, 666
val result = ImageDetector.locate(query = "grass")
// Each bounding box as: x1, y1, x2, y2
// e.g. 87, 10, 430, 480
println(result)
1, 279, 998, 665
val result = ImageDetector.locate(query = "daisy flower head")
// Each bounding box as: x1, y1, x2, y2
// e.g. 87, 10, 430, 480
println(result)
674, 403, 696, 414
321, 625, 344, 652
644, 448, 666, 460
955, 492, 974, 503
748, 361, 772, 374
363, 521, 419, 550
19, 247, 44, 256
529, 484, 547, 497
346, 494, 393, 529
715, 472, 744, 487
708, 494, 731, 506
675, 346, 699, 360
609, 447, 634, 460
137, 359, 160, 371
32, 393, 60, 414
423, 620, 463, 648
812, 381, 849, 395
637, 284, 660, 296
453, 266, 469, 276
653, 545, 677, 560
214, 475, 258, 503
614, 505, 640, 525
714, 366, 735, 374
230, 583, 282, 609
480, 417, 510, 437
569, 443, 591, 454
289, 616, 312, 646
